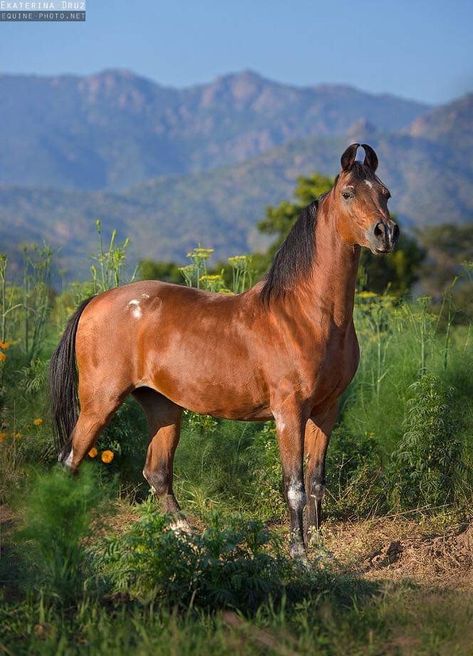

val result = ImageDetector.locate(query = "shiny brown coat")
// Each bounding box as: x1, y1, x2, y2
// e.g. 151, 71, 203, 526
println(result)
50, 143, 398, 556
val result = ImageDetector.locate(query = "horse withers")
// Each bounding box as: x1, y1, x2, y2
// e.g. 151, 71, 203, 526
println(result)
49, 143, 398, 557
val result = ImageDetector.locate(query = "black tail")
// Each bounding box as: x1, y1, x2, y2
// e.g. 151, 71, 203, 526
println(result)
49, 297, 93, 460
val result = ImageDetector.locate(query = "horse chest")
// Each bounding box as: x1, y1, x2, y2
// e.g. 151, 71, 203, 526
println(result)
304, 327, 359, 406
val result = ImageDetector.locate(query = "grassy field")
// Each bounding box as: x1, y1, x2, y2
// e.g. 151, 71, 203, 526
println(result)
0, 238, 472, 655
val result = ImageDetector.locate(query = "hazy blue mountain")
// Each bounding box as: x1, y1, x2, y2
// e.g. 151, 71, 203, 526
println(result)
0, 73, 471, 278
408, 92, 473, 147
0, 69, 430, 190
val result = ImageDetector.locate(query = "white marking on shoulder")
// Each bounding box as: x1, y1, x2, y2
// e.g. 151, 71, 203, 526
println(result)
128, 299, 142, 319
364, 180, 373, 189
141, 293, 150, 299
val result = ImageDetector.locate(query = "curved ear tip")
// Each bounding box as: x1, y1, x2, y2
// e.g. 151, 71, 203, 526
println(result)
344, 142, 360, 153
361, 142, 378, 156
361, 143, 379, 171
340, 143, 360, 170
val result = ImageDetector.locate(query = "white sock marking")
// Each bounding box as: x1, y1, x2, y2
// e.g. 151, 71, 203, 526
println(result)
64, 449, 74, 468
287, 481, 306, 510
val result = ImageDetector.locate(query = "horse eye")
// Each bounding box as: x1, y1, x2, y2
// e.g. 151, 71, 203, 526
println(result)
342, 190, 354, 200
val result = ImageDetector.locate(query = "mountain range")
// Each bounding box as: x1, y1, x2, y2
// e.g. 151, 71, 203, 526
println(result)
0, 69, 471, 275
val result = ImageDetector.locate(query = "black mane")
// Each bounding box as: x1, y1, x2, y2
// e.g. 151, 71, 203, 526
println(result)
260, 199, 319, 305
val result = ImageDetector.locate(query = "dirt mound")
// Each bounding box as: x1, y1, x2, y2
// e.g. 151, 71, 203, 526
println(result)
323, 516, 473, 588
365, 525, 473, 582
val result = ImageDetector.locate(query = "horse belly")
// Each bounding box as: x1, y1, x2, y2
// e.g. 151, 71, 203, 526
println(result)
143, 338, 271, 420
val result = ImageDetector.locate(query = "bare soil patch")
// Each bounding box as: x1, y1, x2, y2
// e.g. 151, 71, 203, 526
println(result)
321, 514, 473, 589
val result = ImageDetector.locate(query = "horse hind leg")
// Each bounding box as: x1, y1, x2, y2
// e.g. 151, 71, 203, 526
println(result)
65, 385, 127, 472
132, 387, 183, 516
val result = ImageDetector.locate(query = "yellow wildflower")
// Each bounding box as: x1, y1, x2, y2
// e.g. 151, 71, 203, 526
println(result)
88, 447, 98, 458
228, 255, 250, 266
0, 432, 7, 443
33, 418, 43, 427
0, 352, 7, 362
187, 247, 214, 259
199, 274, 222, 282
13, 432, 21, 439
357, 291, 378, 299
0, 341, 11, 350
101, 450, 114, 464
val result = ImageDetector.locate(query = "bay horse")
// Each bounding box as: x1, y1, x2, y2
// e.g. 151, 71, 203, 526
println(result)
49, 143, 398, 557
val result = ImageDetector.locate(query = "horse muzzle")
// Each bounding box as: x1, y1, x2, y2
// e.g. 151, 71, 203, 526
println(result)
368, 219, 399, 254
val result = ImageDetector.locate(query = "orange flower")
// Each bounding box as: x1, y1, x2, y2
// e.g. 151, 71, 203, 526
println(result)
88, 447, 98, 458
33, 418, 43, 427
0, 341, 11, 350
0, 432, 7, 443
101, 450, 114, 464
0, 352, 7, 362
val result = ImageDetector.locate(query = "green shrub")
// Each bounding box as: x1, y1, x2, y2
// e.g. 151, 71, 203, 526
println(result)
326, 427, 386, 518
15, 465, 105, 603
94, 504, 301, 612
388, 373, 465, 510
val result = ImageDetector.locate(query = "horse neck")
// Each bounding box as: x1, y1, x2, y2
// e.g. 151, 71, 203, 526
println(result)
292, 194, 360, 328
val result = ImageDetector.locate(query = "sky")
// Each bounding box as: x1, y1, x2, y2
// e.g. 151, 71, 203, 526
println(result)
0, 0, 472, 104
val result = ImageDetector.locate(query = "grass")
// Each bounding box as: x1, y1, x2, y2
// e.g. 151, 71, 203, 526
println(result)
1, 234, 473, 654
2, 496, 472, 655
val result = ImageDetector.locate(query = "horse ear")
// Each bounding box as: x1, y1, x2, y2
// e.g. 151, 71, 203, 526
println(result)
340, 143, 360, 171
361, 144, 379, 172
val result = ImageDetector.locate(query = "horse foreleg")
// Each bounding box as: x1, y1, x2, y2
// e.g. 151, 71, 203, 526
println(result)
133, 388, 183, 516
304, 405, 338, 540
274, 403, 307, 558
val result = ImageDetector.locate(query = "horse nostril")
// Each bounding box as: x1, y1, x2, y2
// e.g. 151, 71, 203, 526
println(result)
393, 224, 400, 242
374, 222, 384, 239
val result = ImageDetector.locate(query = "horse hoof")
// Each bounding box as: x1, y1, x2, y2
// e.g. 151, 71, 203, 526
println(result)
169, 517, 193, 535
289, 541, 307, 560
